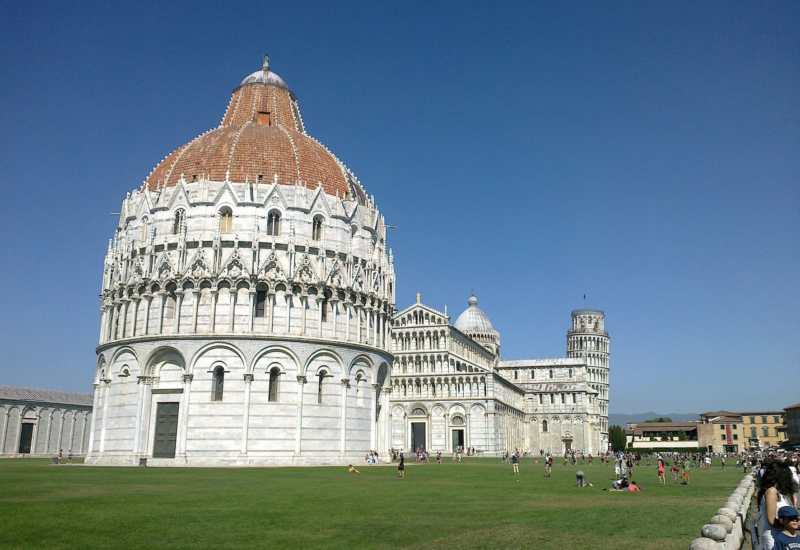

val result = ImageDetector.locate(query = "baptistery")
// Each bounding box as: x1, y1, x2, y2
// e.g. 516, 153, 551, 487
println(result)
86, 58, 395, 466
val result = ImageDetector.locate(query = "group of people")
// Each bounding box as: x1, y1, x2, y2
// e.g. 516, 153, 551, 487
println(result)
755, 453, 800, 550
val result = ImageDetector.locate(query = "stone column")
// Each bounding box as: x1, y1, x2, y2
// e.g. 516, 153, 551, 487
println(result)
110, 302, 119, 340
247, 290, 255, 333
131, 298, 140, 337
317, 297, 324, 338
0, 406, 9, 455
142, 294, 152, 335
173, 290, 184, 334
344, 302, 351, 341
208, 290, 218, 333
340, 379, 349, 455
285, 295, 292, 335
99, 307, 108, 344
444, 413, 451, 452
131, 377, 146, 457
370, 383, 379, 452
156, 291, 167, 334
45, 410, 55, 454
191, 289, 200, 333
294, 376, 306, 455
300, 295, 308, 335
98, 379, 111, 454
68, 413, 76, 452
120, 299, 130, 338
331, 299, 338, 339
87, 385, 100, 455
382, 387, 392, 456
267, 292, 275, 333
228, 289, 236, 332
138, 377, 154, 457
30, 411, 41, 455
176, 374, 193, 459
77, 414, 87, 454
240, 374, 253, 455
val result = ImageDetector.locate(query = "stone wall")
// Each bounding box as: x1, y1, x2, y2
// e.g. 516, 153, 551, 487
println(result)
689, 473, 756, 550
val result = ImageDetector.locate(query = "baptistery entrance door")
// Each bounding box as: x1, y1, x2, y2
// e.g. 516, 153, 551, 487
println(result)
18, 423, 33, 454
411, 422, 426, 452
152, 402, 179, 458
452, 429, 465, 452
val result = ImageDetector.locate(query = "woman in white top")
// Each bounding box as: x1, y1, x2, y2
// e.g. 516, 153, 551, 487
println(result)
757, 461, 798, 550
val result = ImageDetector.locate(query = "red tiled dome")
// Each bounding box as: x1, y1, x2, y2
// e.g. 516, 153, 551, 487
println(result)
144, 62, 364, 202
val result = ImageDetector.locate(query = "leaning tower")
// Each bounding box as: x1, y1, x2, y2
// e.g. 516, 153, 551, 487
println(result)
567, 309, 609, 446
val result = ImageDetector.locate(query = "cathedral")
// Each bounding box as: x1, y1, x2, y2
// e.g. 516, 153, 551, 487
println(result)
86, 59, 609, 466
389, 295, 609, 455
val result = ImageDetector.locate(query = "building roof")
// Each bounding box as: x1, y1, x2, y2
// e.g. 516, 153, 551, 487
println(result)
142, 60, 365, 203
701, 410, 740, 418
499, 358, 585, 368
454, 295, 496, 333
784, 403, 800, 410
0, 385, 93, 407
738, 411, 786, 416
627, 422, 699, 436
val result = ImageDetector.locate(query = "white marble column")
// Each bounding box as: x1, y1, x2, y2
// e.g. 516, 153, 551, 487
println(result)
240, 374, 253, 455
357, 307, 363, 343
228, 290, 236, 332
29, 412, 41, 454
267, 292, 275, 333
99, 307, 109, 344
0, 407, 8, 454
143, 294, 152, 335
382, 387, 392, 456
131, 298, 140, 337
78, 415, 87, 454
444, 414, 451, 452
300, 295, 308, 335
138, 378, 154, 457
248, 290, 255, 333
120, 299, 130, 338
176, 374, 193, 458
110, 302, 119, 340
317, 298, 324, 338
98, 380, 110, 454
345, 303, 351, 341
370, 383, 379, 452
295, 376, 306, 454
156, 292, 167, 334
131, 377, 146, 457
68, 414, 76, 452
45, 410, 55, 454
331, 299, 339, 339
466, 413, 471, 450
173, 291, 184, 334
340, 379, 349, 454
191, 289, 200, 333
285, 295, 292, 334
208, 290, 218, 333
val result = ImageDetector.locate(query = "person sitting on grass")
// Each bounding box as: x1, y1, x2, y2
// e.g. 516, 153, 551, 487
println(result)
774, 507, 800, 550
628, 480, 644, 492
606, 476, 629, 491
348, 464, 360, 473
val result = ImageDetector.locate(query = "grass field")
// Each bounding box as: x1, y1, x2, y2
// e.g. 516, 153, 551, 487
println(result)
0, 457, 745, 549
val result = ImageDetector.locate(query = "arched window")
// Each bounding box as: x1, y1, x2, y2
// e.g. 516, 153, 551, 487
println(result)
317, 370, 327, 403
219, 208, 233, 234
549, 369, 554, 379
140, 217, 149, 241
312, 215, 324, 241
568, 368, 573, 378
267, 211, 281, 236
530, 369, 535, 379
164, 289, 176, 319
255, 284, 267, 318
542, 420, 548, 433
212, 367, 224, 401
514, 370, 518, 380
268, 367, 280, 402
173, 209, 185, 235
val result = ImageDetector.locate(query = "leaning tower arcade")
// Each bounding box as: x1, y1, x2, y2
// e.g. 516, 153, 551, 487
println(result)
566, 310, 609, 437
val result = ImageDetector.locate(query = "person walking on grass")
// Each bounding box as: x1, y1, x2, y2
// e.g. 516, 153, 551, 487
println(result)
682, 457, 691, 485
545, 454, 553, 477
657, 457, 666, 484
397, 453, 405, 478
512, 453, 520, 475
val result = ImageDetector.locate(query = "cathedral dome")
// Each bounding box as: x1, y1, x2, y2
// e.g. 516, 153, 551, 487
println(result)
143, 59, 365, 203
454, 295, 495, 333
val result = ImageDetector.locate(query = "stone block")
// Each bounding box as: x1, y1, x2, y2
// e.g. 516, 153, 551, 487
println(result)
710, 515, 733, 534
716, 507, 737, 521
689, 538, 718, 550
701, 523, 727, 541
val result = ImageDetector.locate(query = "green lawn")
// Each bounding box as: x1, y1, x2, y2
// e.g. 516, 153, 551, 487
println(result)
0, 457, 745, 549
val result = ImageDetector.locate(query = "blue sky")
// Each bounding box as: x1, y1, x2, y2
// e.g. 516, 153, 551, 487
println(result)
1, 1, 797, 414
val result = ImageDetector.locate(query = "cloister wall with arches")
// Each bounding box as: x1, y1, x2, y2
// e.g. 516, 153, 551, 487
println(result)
0, 386, 93, 457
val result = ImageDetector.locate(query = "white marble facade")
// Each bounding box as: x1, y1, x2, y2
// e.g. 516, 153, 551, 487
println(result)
0, 386, 93, 457
390, 298, 609, 456
87, 61, 395, 466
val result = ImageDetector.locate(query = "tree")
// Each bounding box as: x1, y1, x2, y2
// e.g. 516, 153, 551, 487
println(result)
678, 430, 687, 441
645, 417, 673, 423
649, 433, 655, 441
609, 425, 627, 452
661, 431, 670, 441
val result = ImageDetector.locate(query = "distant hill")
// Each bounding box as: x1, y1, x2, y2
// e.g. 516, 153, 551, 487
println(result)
609, 412, 700, 427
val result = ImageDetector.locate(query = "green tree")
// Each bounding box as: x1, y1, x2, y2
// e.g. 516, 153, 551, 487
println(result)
644, 417, 673, 423
678, 430, 687, 441
649, 433, 655, 441
609, 425, 627, 452
661, 431, 670, 441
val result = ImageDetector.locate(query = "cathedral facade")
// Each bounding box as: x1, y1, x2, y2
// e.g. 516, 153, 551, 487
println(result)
389, 296, 609, 455
87, 59, 395, 466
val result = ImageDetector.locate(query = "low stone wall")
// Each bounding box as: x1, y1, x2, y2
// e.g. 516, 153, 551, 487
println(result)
690, 473, 757, 550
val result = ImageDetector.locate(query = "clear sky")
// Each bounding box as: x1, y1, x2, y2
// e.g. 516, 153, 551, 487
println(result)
1, 1, 797, 414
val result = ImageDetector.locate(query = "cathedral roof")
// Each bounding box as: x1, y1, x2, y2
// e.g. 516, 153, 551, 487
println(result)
453, 294, 495, 333
143, 58, 366, 203
0, 385, 94, 407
